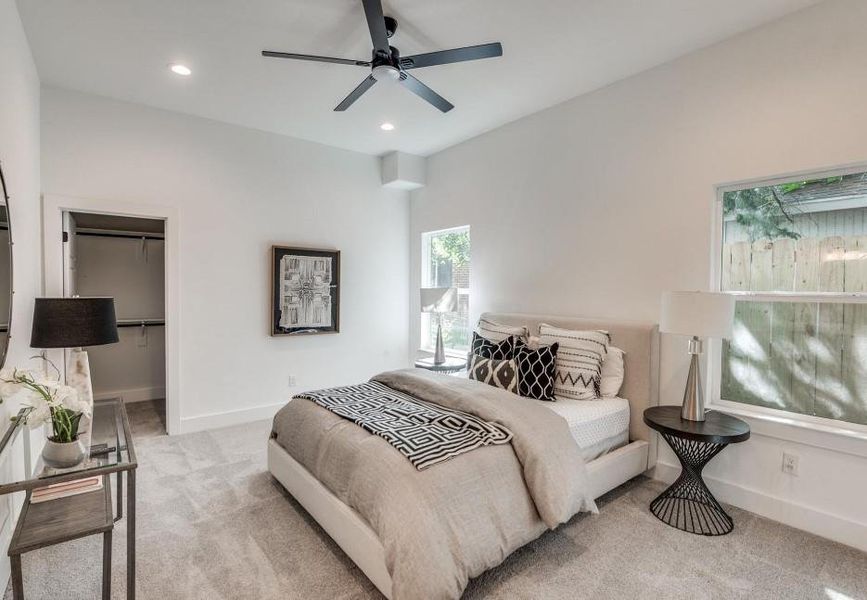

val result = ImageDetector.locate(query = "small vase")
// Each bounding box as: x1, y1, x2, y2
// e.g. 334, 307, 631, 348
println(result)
42, 437, 87, 469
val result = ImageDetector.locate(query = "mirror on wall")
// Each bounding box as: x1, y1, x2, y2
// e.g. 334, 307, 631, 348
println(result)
0, 163, 12, 368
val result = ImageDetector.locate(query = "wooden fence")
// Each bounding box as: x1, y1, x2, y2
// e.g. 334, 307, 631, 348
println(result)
720, 236, 867, 426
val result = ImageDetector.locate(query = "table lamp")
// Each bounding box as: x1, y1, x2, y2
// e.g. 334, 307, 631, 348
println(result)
31, 297, 120, 446
660, 291, 735, 422
420, 287, 458, 365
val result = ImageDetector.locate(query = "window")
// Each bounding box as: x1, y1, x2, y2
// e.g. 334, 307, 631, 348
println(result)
714, 169, 867, 429
421, 226, 470, 354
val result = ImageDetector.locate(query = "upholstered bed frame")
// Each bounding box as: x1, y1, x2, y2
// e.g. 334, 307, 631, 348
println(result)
267, 313, 660, 599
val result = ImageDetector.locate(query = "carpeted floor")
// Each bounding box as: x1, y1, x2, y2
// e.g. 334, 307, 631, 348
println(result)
6, 401, 867, 599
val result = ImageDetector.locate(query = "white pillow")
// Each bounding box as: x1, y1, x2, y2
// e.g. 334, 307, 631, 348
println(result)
539, 323, 610, 400
477, 317, 528, 343
600, 347, 625, 398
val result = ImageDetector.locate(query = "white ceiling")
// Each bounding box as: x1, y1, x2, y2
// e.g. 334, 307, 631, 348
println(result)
19, 0, 820, 156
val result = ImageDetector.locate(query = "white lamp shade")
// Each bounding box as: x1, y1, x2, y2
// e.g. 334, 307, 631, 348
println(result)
660, 291, 735, 339
420, 287, 458, 313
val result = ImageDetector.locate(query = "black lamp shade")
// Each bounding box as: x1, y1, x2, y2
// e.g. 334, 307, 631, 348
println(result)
31, 297, 119, 348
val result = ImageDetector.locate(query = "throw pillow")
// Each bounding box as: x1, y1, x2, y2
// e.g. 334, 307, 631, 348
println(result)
539, 323, 610, 400
468, 354, 518, 393
471, 332, 516, 360
600, 347, 625, 397
514, 341, 559, 401
477, 317, 529, 343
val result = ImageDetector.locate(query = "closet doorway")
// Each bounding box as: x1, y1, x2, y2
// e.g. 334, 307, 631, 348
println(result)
65, 212, 167, 437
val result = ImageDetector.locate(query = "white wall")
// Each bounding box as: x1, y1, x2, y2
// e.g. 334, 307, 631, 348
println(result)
411, 0, 867, 550
0, 0, 43, 585
42, 87, 411, 432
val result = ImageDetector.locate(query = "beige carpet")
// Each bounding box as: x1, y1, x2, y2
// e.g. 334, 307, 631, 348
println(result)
6, 403, 867, 599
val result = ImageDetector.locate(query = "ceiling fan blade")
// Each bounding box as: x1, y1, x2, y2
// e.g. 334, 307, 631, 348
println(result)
334, 75, 377, 111
399, 73, 454, 113
262, 51, 370, 67
361, 0, 390, 56
400, 42, 502, 70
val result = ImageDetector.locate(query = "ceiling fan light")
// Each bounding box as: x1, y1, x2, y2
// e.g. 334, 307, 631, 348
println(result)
371, 65, 400, 82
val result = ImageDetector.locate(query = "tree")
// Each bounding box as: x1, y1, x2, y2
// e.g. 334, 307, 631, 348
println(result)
723, 176, 847, 242
430, 231, 470, 267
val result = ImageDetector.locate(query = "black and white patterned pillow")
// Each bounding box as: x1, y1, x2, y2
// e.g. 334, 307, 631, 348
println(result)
539, 324, 610, 400
468, 354, 518, 393
471, 332, 516, 360
514, 341, 559, 401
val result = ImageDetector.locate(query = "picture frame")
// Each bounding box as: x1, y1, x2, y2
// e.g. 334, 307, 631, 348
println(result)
271, 245, 340, 336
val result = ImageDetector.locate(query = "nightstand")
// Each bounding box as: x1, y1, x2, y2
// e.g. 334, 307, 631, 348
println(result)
643, 406, 750, 536
414, 356, 467, 374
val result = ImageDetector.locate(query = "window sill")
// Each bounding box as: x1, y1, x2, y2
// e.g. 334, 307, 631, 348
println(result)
418, 347, 467, 359
708, 400, 867, 459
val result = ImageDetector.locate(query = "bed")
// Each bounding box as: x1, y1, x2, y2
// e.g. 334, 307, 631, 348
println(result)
267, 313, 659, 599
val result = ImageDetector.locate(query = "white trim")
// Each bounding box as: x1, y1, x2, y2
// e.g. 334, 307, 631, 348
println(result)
419, 225, 470, 353
653, 460, 867, 553
93, 386, 165, 404
708, 164, 867, 448
710, 402, 867, 458
42, 194, 181, 435
180, 401, 285, 434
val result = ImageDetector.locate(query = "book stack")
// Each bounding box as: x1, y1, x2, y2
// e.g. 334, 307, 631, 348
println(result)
31, 476, 103, 504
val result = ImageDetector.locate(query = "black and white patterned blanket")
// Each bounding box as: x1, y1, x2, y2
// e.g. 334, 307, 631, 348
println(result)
296, 381, 513, 470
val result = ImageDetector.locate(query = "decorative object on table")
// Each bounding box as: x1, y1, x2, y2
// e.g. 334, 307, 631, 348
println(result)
0, 360, 90, 467
413, 355, 466, 374
271, 246, 340, 336
0, 161, 13, 371
420, 287, 458, 364
30, 296, 120, 451
643, 406, 749, 535
659, 291, 735, 422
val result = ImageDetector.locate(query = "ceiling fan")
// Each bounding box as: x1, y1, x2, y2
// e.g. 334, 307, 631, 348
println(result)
262, 0, 503, 113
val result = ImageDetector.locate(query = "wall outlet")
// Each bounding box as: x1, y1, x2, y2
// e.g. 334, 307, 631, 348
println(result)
782, 452, 799, 476
288, 374, 297, 387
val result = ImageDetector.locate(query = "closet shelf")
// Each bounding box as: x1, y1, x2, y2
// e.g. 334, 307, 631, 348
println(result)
116, 319, 165, 328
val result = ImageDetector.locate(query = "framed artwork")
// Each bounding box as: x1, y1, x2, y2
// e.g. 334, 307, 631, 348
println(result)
271, 246, 340, 336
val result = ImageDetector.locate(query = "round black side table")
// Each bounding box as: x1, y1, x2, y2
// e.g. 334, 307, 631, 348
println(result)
414, 356, 467, 374
643, 406, 750, 536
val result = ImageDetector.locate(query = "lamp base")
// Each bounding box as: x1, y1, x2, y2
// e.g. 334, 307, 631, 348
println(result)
66, 348, 95, 449
681, 337, 706, 422
433, 319, 446, 365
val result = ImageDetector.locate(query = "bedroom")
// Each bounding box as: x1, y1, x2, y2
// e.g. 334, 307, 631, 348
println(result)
0, 0, 866, 598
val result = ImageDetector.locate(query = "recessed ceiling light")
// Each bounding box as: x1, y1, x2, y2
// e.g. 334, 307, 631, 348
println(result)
380, 122, 395, 131
169, 64, 192, 76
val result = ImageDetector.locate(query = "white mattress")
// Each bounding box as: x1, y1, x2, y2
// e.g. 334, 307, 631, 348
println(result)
544, 397, 631, 462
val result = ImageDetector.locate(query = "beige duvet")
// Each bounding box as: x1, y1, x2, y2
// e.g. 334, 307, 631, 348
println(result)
270, 368, 597, 600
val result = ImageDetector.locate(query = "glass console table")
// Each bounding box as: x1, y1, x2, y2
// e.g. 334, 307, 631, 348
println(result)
0, 398, 137, 599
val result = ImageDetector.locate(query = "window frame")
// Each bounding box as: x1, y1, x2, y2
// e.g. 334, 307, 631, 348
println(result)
420, 225, 470, 355
708, 163, 867, 449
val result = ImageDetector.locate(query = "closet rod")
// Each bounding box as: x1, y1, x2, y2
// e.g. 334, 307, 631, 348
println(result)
75, 230, 164, 241
116, 320, 165, 328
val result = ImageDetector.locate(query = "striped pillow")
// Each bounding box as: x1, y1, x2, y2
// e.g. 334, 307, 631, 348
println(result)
539, 324, 610, 400
477, 317, 528, 343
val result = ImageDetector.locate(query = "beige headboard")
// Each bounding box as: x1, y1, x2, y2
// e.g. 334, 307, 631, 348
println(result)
480, 312, 660, 451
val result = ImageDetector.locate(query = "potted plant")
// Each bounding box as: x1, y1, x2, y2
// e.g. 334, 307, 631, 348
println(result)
0, 361, 90, 468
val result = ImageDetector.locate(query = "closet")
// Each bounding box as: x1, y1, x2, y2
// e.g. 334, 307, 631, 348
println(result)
65, 212, 166, 435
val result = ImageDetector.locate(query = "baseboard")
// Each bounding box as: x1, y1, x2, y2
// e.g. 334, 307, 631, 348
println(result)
94, 386, 165, 404
653, 461, 867, 553
179, 401, 286, 434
